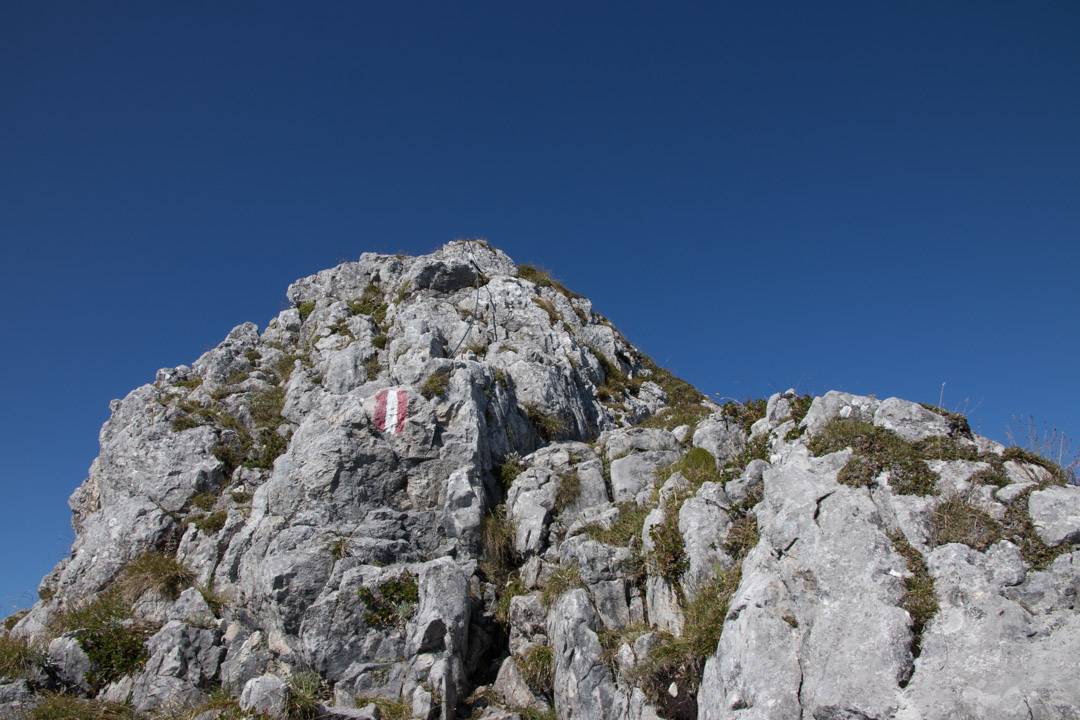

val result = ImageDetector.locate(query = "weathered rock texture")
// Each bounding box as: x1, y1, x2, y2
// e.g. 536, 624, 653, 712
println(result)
3, 241, 1079, 720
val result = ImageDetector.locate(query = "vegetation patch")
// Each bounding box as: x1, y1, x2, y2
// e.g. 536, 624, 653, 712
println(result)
929, 494, 1001, 551
589, 346, 641, 404
297, 300, 316, 322
480, 507, 518, 588
584, 502, 650, 547
1000, 488, 1072, 569
554, 470, 581, 511
49, 591, 152, 689
808, 419, 942, 495
195, 511, 228, 535
28, 694, 139, 720
658, 447, 719, 489
516, 644, 555, 698
1001, 446, 1072, 485
720, 399, 767, 435
0, 634, 43, 681
348, 282, 389, 326
420, 367, 451, 400
630, 565, 742, 719
176, 376, 203, 390
517, 264, 583, 299
919, 403, 973, 437
533, 297, 560, 324
354, 696, 411, 720
286, 670, 325, 720
117, 551, 195, 602
649, 501, 688, 586
784, 394, 815, 440
889, 532, 938, 667
635, 357, 709, 431
524, 404, 566, 442
357, 573, 419, 629
496, 455, 524, 490
540, 565, 583, 608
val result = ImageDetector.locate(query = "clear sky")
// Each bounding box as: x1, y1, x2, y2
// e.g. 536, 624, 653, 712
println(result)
1, 2, 1078, 612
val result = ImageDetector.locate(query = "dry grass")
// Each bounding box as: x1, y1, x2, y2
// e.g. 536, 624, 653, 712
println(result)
929, 494, 1001, 551
583, 502, 650, 547
540, 565, 583, 608
808, 418, 940, 495
554, 470, 581, 511
0, 634, 43, 681
889, 532, 938, 666
516, 644, 555, 698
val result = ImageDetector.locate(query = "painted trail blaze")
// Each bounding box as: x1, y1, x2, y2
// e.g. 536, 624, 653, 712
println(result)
374, 388, 409, 435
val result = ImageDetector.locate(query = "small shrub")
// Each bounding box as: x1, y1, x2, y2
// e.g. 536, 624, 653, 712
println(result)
373, 332, 388, 350
195, 511, 228, 535
118, 551, 195, 602
970, 465, 1010, 488
929, 495, 1001, 551
0, 634, 43, 680
420, 367, 451, 400
889, 532, 938, 662
329, 318, 355, 339
49, 591, 151, 689
28, 694, 139, 720
554, 471, 581, 511
516, 644, 554, 698
297, 300, 316, 321
286, 670, 324, 720
348, 282, 388, 326
584, 502, 650, 547
328, 537, 351, 561
540, 565, 583, 608
358, 573, 419, 629
524, 404, 566, 441
496, 455, 524, 489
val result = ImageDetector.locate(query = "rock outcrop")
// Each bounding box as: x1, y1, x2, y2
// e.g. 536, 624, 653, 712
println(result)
2, 241, 1079, 720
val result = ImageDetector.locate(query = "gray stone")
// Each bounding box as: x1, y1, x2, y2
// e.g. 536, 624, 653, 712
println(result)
692, 416, 746, 463
1029, 485, 1080, 546
610, 450, 679, 504
47, 635, 91, 693
873, 397, 951, 441
240, 674, 288, 718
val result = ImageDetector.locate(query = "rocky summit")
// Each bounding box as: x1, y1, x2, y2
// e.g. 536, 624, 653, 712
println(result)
3, 240, 1080, 720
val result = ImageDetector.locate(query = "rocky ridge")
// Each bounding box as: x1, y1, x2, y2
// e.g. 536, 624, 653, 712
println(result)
2, 240, 1079, 720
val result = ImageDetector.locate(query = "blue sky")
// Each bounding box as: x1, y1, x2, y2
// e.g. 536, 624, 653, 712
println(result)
1, 2, 1078, 611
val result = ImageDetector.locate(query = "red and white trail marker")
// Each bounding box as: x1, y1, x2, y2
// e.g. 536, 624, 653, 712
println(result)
374, 388, 409, 435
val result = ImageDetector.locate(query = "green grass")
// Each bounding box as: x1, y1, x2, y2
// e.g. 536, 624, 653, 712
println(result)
658, 447, 720, 489
540, 565, 583, 608
297, 300, 316, 321
496, 456, 523, 490
480, 507, 518, 586
373, 332, 388, 350
523, 404, 566, 441
889, 532, 938, 664
285, 671, 324, 720
420, 367, 452, 399
357, 573, 419, 629
720, 399, 767, 435
516, 644, 554, 698
583, 502, 650, 547
175, 376, 203, 390
49, 591, 151, 689
629, 565, 742, 717
194, 511, 228, 535
634, 356, 709, 431
808, 418, 940, 495
649, 501, 688, 585
1000, 488, 1072, 569
348, 282, 389, 326
364, 354, 381, 381
3, 610, 27, 632
784, 394, 815, 440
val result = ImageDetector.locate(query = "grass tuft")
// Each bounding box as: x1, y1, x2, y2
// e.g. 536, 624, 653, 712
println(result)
929, 494, 1001, 551
420, 367, 451, 400
357, 573, 419, 629
516, 644, 555, 698
808, 418, 941, 495
540, 566, 583, 608
554, 470, 581, 511
524, 404, 566, 442
297, 300, 316, 321
889, 532, 938, 666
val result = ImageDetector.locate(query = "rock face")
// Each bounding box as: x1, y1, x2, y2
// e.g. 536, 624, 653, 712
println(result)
3, 241, 1079, 720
